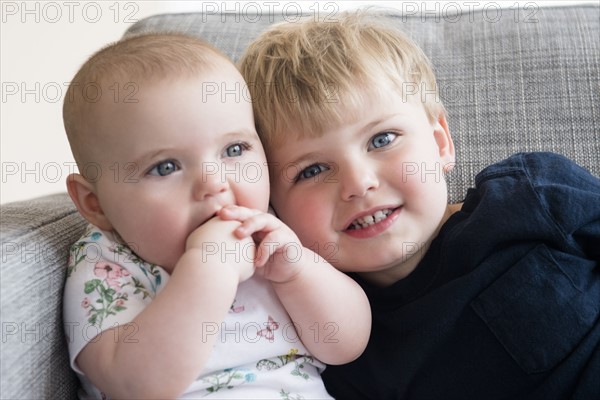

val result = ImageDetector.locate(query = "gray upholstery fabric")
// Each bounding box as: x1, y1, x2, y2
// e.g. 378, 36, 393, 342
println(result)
126, 5, 600, 203
1, 5, 598, 398
1, 193, 86, 398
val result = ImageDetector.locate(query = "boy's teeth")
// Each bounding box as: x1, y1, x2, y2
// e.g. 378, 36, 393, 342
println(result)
351, 209, 392, 229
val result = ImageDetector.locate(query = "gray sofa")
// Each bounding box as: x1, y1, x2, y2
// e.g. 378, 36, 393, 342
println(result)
1, 5, 598, 398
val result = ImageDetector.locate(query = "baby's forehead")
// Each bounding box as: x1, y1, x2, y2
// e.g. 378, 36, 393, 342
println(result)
96, 57, 235, 89
77, 58, 241, 114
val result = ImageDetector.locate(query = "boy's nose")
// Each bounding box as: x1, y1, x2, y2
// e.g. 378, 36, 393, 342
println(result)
339, 163, 379, 201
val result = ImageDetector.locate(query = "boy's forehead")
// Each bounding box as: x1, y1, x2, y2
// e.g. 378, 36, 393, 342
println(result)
275, 84, 426, 137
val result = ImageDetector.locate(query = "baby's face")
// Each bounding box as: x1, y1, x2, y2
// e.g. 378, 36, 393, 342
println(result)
268, 92, 455, 286
87, 66, 269, 271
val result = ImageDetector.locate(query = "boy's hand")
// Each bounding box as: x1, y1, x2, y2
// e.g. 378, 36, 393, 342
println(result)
185, 216, 255, 283
217, 205, 305, 283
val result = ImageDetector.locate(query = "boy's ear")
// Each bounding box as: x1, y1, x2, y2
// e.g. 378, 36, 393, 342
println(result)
432, 114, 456, 173
66, 173, 113, 231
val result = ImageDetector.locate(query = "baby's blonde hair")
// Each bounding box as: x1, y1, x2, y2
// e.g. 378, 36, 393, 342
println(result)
239, 11, 445, 152
63, 33, 230, 170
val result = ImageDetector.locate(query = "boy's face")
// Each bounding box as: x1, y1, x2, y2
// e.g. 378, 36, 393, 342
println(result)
268, 92, 455, 286
87, 65, 269, 272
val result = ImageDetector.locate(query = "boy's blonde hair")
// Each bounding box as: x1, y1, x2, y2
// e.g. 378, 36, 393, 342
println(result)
63, 33, 229, 170
239, 11, 445, 152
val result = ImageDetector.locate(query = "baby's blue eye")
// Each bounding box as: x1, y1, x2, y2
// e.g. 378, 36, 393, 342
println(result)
369, 132, 397, 150
148, 160, 178, 176
225, 142, 250, 158
296, 164, 328, 182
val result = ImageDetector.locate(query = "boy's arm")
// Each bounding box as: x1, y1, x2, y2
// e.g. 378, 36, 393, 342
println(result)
219, 206, 371, 365
76, 219, 254, 399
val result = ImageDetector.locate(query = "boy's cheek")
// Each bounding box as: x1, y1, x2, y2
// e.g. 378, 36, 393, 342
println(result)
271, 164, 297, 187
269, 181, 291, 208
271, 193, 302, 223
284, 199, 326, 236
270, 195, 293, 222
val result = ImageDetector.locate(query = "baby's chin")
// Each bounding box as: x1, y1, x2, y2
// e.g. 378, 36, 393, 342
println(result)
140, 247, 183, 275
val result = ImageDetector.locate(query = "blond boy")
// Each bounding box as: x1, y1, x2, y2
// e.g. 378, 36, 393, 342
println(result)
238, 12, 600, 399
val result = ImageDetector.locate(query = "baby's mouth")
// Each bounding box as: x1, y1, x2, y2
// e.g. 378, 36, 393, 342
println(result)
346, 208, 398, 230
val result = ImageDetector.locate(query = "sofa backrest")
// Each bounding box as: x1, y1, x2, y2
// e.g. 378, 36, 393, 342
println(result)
1, 5, 598, 399
126, 5, 600, 203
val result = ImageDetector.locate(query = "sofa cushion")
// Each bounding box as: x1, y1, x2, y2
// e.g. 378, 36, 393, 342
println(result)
125, 5, 600, 203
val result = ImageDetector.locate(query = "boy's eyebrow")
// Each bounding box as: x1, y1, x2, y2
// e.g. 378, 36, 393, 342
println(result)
359, 114, 402, 134
286, 151, 325, 167
283, 114, 403, 166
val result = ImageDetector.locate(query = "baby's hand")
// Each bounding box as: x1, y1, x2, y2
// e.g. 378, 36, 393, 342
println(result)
185, 216, 255, 282
217, 205, 305, 283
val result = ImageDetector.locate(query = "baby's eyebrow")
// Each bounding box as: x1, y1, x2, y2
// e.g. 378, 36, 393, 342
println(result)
220, 129, 259, 140
130, 148, 174, 169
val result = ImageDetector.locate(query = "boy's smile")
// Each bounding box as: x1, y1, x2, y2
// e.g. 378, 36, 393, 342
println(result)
268, 91, 456, 286
344, 206, 402, 238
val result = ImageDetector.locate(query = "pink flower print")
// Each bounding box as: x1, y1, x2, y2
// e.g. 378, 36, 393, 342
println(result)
84, 262, 131, 327
257, 315, 279, 342
94, 261, 130, 289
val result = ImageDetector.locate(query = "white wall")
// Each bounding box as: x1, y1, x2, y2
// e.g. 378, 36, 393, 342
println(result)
1, 1, 175, 204
1, 0, 596, 204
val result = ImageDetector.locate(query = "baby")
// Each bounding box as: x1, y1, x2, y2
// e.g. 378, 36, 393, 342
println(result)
62, 33, 370, 399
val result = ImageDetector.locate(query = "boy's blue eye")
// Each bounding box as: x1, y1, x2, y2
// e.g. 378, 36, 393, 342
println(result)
369, 132, 397, 150
224, 142, 250, 158
148, 160, 179, 176
296, 164, 328, 182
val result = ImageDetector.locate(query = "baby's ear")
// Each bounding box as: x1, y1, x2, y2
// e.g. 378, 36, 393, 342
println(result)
66, 173, 113, 231
433, 114, 456, 173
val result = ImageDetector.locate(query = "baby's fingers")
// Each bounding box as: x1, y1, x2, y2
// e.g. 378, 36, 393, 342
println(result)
254, 230, 305, 283
234, 212, 281, 239
218, 205, 262, 237
218, 205, 261, 220
252, 222, 301, 267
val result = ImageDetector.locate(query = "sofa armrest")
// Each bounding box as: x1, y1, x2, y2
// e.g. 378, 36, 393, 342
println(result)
1, 193, 87, 398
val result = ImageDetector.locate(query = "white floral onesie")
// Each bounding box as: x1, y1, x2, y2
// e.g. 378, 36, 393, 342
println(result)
63, 225, 333, 399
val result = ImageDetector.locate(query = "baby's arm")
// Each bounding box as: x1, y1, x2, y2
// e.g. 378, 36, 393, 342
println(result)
219, 206, 371, 365
75, 218, 254, 399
